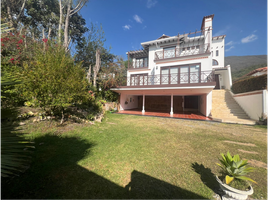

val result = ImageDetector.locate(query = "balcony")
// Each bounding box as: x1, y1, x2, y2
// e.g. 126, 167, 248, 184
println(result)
128, 59, 148, 70
155, 44, 210, 61
118, 70, 215, 88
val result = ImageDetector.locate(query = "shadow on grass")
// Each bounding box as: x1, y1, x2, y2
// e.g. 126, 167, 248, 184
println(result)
192, 162, 220, 193
2, 134, 205, 199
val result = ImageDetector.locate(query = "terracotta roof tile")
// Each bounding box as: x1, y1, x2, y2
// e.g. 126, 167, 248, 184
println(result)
244, 67, 267, 77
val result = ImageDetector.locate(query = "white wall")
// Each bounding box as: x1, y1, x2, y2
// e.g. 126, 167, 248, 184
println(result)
120, 94, 138, 110
214, 65, 232, 90
231, 90, 267, 120
211, 38, 225, 68
206, 91, 212, 117
199, 94, 207, 116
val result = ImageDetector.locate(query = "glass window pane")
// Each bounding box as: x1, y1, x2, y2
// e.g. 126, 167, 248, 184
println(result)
161, 68, 169, 84
180, 66, 188, 84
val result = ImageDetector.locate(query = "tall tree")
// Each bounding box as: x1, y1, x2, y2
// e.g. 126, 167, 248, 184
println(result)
75, 22, 115, 72
63, 0, 88, 50
1, 0, 26, 28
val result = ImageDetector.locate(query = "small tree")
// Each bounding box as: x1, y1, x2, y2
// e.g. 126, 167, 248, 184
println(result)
21, 40, 93, 123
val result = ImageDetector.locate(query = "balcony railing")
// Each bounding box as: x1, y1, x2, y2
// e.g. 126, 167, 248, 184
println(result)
155, 44, 210, 60
121, 70, 214, 87
128, 59, 148, 69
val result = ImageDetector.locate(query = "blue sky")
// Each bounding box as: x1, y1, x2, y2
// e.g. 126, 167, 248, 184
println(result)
80, 0, 267, 59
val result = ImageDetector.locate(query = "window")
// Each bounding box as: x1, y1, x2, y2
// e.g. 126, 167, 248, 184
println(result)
160, 63, 201, 84
211, 51, 213, 57
134, 58, 148, 68
212, 59, 218, 66
216, 50, 219, 56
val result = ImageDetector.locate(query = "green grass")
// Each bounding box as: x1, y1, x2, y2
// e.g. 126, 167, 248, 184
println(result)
2, 113, 267, 199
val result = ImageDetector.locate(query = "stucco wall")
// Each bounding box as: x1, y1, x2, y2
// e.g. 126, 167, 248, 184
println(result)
214, 65, 232, 90
199, 94, 207, 116
211, 38, 225, 68
120, 94, 138, 110
231, 90, 267, 121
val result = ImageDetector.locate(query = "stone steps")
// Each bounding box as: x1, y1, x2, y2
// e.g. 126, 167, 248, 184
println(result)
211, 90, 255, 125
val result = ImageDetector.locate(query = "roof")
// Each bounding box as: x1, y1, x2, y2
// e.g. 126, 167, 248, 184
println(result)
244, 67, 267, 77
201, 14, 214, 30
212, 35, 226, 40
157, 34, 170, 40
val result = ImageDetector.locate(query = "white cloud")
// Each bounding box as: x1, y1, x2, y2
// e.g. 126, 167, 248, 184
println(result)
123, 25, 131, 30
241, 34, 258, 43
213, 26, 230, 37
253, 30, 257, 33
147, 0, 157, 8
225, 46, 235, 52
133, 15, 143, 23
226, 41, 234, 46
143, 25, 147, 29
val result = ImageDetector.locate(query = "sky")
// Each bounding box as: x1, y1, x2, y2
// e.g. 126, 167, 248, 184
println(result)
80, 0, 267, 59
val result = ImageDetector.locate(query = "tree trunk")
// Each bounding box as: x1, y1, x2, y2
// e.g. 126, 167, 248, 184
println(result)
87, 65, 92, 83
7, 5, 14, 28
64, 0, 71, 51
93, 49, 101, 87
58, 0, 63, 43
48, 27, 52, 40
42, 28, 45, 50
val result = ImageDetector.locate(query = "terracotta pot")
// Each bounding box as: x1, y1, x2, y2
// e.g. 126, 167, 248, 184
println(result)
215, 176, 253, 200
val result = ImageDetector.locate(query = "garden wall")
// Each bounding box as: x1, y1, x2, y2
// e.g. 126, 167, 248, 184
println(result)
231, 90, 267, 121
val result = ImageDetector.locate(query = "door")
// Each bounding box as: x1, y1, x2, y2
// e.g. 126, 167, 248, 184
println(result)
214, 74, 220, 89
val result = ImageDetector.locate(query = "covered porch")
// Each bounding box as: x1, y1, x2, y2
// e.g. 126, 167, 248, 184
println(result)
111, 86, 215, 117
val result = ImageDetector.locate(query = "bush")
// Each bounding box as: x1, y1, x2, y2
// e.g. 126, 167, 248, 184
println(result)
231, 74, 267, 94
20, 41, 94, 117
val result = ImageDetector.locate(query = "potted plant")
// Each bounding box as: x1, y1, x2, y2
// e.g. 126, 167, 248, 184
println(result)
216, 152, 257, 200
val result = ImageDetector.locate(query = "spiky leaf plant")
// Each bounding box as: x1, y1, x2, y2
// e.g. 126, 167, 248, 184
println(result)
216, 151, 256, 184
1, 73, 34, 177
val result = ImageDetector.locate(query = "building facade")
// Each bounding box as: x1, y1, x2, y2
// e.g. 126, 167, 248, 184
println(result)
111, 14, 232, 117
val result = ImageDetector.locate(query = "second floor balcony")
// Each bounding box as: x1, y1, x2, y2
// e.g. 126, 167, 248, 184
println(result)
119, 70, 215, 87
155, 43, 210, 61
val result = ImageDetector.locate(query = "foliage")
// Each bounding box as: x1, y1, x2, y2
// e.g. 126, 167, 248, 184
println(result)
1, 72, 34, 178
232, 63, 267, 81
20, 41, 94, 116
75, 22, 115, 71
231, 74, 267, 94
98, 57, 127, 89
101, 90, 119, 102
216, 152, 256, 185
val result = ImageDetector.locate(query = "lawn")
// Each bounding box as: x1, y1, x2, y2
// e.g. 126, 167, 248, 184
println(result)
2, 113, 267, 199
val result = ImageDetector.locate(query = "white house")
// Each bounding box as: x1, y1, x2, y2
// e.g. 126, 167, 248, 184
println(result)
111, 14, 232, 118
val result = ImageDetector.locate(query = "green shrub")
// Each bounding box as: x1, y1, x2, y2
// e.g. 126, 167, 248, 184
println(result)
20, 41, 94, 116
232, 74, 267, 94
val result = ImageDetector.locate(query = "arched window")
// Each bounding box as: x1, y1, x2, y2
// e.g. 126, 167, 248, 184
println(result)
212, 59, 218, 66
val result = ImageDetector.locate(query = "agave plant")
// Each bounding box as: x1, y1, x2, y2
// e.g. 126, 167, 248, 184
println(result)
216, 151, 256, 184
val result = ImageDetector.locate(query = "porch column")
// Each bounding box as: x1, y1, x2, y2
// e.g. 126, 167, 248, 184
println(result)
142, 94, 145, 113
170, 93, 174, 115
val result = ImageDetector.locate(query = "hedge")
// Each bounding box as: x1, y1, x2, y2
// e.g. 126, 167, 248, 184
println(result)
231, 74, 267, 94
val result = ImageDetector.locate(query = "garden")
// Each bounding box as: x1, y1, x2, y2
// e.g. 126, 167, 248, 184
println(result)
1, 1, 267, 199
2, 113, 267, 199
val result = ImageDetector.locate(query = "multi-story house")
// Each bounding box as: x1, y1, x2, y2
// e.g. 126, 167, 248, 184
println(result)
111, 14, 233, 118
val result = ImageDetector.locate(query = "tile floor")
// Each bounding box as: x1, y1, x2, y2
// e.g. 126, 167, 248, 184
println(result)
118, 109, 211, 121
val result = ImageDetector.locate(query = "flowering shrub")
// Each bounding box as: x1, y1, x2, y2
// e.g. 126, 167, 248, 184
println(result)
1, 31, 34, 66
